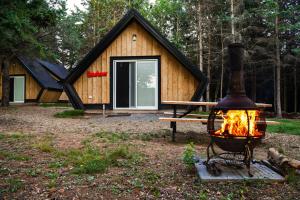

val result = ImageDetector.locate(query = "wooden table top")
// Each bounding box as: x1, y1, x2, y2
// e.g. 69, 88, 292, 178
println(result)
161, 101, 272, 108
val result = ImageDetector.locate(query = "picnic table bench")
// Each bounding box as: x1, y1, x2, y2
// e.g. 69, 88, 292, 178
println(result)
159, 101, 274, 142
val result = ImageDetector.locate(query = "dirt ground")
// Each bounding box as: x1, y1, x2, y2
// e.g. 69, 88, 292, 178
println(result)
0, 105, 299, 199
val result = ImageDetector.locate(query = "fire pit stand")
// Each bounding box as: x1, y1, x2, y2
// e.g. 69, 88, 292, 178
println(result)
204, 43, 266, 177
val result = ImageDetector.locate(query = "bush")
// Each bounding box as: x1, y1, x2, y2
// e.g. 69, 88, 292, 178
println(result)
182, 142, 196, 170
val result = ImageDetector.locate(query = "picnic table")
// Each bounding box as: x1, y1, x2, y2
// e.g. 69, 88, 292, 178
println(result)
160, 101, 273, 142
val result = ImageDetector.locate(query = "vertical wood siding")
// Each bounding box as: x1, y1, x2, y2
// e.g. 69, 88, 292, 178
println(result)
0, 60, 41, 100
74, 21, 198, 104
39, 89, 62, 103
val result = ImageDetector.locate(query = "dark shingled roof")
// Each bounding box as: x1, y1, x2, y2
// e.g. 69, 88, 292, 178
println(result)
38, 59, 68, 80
17, 56, 63, 91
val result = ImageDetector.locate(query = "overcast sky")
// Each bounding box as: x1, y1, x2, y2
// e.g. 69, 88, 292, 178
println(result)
66, 0, 156, 12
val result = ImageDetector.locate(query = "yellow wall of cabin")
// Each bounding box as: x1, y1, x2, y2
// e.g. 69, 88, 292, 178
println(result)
39, 89, 62, 103
74, 21, 198, 104
0, 60, 42, 100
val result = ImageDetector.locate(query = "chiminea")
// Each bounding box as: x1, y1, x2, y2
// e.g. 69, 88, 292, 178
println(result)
206, 43, 266, 177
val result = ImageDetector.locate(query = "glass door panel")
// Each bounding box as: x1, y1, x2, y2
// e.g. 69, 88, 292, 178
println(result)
13, 76, 25, 102
136, 61, 157, 108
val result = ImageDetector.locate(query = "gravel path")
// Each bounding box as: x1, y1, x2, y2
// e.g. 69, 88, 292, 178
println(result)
0, 106, 206, 135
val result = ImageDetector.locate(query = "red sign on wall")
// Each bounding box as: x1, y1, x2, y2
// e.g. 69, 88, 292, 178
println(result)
87, 71, 107, 78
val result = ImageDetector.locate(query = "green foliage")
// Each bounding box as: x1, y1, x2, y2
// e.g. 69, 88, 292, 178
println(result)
94, 131, 130, 143
54, 109, 84, 118
286, 169, 300, 186
267, 119, 300, 135
182, 142, 196, 170
0, 151, 31, 161
57, 144, 142, 175
3, 178, 24, 193
26, 168, 41, 177
198, 191, 208, 200
33, 136, 55, 152
0, 0, 64, 58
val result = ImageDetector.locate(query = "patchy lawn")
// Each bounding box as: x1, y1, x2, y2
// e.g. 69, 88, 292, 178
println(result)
0, 106, 299, 199
267, 119, 300, 136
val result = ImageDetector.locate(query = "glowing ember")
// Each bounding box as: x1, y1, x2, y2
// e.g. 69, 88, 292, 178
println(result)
214, 110, 262, 137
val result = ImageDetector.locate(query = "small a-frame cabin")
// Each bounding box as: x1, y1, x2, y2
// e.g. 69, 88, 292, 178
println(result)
0, 56, 63, 103
64, 9, 207, 110
38, 60, 69, 102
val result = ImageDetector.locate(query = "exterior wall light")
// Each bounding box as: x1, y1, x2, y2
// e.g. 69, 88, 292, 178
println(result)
132, 34, 137, 42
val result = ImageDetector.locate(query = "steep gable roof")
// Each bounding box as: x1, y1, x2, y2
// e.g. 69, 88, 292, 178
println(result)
17, 56, 63, 91
38, 59, 68, 80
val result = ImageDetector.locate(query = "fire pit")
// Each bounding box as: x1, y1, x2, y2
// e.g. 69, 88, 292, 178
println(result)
206, 43, 266, 177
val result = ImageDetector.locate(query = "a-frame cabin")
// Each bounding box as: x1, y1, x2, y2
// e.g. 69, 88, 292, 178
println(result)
64, 9, 207, 110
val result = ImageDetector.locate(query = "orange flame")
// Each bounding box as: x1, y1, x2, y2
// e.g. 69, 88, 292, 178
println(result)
214, 110, 262, 137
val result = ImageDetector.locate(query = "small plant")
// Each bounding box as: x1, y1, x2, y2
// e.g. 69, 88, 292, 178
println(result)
26, 168, 41, 177
94, 132, 130, 143
0, 151, 31, 161
33, 137, 55, 153
5, 178, 24, 192
198, 191, 208, 200
182, 142, 196, 171
54, 109, 84, 118
0, 133, 5, 140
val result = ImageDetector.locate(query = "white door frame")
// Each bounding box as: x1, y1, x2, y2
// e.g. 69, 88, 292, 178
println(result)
113, 59, 158, 110
10, 75, 25, 103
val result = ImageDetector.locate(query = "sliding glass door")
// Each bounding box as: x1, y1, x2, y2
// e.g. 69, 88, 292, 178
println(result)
9, 76, 25, 103
114, 59, 158, 110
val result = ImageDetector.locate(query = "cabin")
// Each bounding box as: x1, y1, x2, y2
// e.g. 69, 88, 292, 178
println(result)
38, 60, 69, 102
64, 9, 207, 110
0, 56, 63, 103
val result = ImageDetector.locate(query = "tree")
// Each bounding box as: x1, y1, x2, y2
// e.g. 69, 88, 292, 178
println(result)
0, 0, 64, 106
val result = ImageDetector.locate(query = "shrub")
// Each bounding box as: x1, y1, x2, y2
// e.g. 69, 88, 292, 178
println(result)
182, 142, 196, 170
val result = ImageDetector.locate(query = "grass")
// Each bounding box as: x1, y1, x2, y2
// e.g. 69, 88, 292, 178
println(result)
267, 119, 300, 135
54, 109, 84, 118
94, 131, 130, 143
1, 178, 24, 193
32, 136, 55, 153
0, 151, 31, 161
39, 103, 70, 107
56, 144, 143, 174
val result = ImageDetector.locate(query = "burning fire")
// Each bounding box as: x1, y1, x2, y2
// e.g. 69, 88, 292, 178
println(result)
214, 110, 262, 137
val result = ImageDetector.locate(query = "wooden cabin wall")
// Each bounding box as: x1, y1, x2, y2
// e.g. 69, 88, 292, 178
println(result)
74, 21, 198, 104
0, 60, 41, 100
39, 90, 62, 103
59, 91, 69, 101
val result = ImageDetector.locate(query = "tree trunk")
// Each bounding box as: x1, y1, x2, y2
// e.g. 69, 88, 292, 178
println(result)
231, 0, 235, 41
294, 65, 297, 113
220, 23, 224, 99
251, 64, 256, 102
198, 1, 203, 73
284, 72, 287, 112
206, 25, 211, 110
197, 1, 204, 109
1, 58, 10, 107
275, 15, 282, 117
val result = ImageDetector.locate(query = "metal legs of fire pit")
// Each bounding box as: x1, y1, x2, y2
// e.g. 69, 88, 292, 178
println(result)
205, 141, 254, 177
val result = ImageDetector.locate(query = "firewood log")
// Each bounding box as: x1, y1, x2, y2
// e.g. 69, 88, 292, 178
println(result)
268, 148, 300, 170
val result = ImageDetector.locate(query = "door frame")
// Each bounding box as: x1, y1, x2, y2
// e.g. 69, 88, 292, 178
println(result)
9, 75, 26, 103
110, 56, 161, 110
